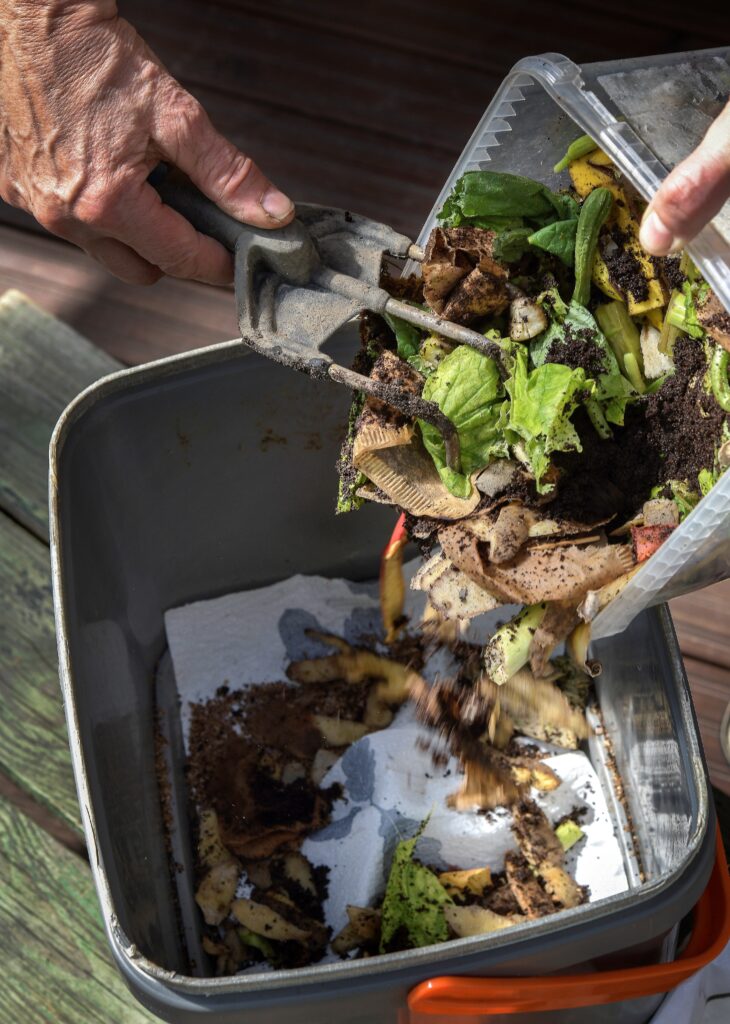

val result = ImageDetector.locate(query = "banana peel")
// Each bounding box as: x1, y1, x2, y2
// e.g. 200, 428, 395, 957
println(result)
569, 151, 665, 317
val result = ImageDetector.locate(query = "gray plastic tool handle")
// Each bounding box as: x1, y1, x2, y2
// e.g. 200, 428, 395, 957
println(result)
148, 163, 318, 285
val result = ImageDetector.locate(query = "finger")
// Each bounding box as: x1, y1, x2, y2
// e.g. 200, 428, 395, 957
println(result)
155, 91, 294, 228
102, 181, 235, 285
84, 236, 163, 285
640, 100, 730, 256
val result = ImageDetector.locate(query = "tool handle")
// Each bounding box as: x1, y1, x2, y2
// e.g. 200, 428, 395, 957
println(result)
148, 163, 318, 284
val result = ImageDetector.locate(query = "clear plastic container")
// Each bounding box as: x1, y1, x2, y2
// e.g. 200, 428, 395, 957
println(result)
414, 49, 730, 639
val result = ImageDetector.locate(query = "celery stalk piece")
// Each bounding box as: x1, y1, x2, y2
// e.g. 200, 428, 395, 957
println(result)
482, 604, 548, 686
585, 398, 612, 439
659, 292, 683, 356
710, 348, 730, 413
595, 301, 645, 380
556, 820, 585, 851
623, 353, 647, 395
667, 290, 689, 333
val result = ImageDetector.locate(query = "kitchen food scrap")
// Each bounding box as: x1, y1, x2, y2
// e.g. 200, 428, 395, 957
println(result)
165, 566, 627, 975
337, 139, 730, 673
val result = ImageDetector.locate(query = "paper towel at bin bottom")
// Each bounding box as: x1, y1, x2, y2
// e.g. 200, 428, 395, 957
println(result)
301, 703, 629, 943
164, 565, 628, 961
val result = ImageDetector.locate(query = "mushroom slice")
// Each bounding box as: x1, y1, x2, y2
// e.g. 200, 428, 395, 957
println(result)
445, 903, 518, 937
195, 860, 240, 926
642, 498, 679, 527
423, 562, 501, 621
509, 292, 549, 342
232, 899, 311, 942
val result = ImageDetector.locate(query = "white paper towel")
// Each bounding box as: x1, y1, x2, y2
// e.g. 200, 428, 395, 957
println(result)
164, 566, 629, 947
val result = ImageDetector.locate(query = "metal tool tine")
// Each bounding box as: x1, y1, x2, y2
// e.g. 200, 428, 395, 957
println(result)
384, 297, 509, 372
329, 363, 462, 472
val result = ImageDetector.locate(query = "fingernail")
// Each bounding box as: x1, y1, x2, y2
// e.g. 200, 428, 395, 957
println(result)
639, 209, 679, 255
261, 187, 294, 222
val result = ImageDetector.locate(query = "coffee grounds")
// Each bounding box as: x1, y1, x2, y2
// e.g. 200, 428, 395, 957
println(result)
600, 227, 648, 303
653, 255, 685, 292
544, 323, 607, 379
549, 337, 727, 522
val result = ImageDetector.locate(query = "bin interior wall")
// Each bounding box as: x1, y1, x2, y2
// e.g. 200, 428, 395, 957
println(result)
57, 330, 392, 971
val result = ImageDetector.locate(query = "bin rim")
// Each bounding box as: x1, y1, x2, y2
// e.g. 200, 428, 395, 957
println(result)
408, 830, 730, 1016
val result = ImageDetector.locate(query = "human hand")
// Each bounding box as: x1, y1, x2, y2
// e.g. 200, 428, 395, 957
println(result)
639, 98, 730, 257
0, 0, 294, 285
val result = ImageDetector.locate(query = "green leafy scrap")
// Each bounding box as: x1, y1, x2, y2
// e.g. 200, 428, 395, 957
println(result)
238, 928, 276, 960
384, 312, 424, 364
419, 345, 507, 498
506, 346, 587, 492
531, 297, 634, 427
653, 479, 701, 520
698, 468, 717, 497
437, 170, 558, 222
668, 281, 709, 339
379, 820, 452, 953
528, 218, 579, 267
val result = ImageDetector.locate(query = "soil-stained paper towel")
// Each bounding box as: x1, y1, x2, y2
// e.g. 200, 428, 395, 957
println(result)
164, 565, 629, 943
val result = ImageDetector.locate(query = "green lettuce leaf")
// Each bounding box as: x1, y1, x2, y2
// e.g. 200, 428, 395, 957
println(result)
698, 467, 717, 497
531, 298, 634, 427
336, 392, 366, 514
667, 280, 710, 339
384, 312, 424, 363
528, 218, 579, 267
379, 820, 452, 953
667, 479, 701, 520
493, 227, 534, 263
238, 928, 276, 960
419, 345, 507, 498
506, 347, 586, 492
437, 171, 570, 225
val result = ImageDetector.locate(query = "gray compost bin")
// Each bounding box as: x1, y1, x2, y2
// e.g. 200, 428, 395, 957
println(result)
49, 47, 727, 1024
50, 327, 714, 1024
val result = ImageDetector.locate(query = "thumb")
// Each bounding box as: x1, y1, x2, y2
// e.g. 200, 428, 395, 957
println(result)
156, 92, 295, 229
639, 99, 730, 256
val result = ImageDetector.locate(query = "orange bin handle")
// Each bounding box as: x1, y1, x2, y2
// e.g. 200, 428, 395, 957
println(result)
409, 817, 730, 1017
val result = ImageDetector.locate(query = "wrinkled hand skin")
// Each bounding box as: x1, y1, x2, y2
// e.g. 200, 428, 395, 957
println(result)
0, 0, 295, 284
639, 97, 730, 257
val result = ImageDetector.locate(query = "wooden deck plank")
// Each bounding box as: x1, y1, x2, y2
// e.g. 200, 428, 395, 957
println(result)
0, 232, 235, 366
683, 657, 730, 796
0, 290, 121, 539
208, 0, 723, 70
0, 510, 81, 836
0, 796, 153, 1023
671, 581, 730, 671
